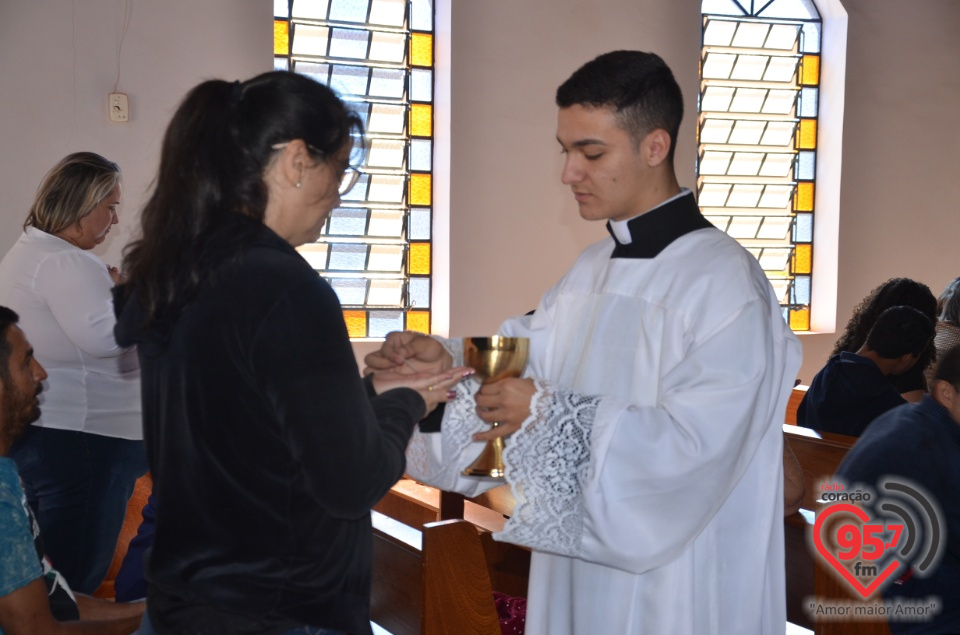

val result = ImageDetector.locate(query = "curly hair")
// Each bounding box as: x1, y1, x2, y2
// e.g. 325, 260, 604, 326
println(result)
833, 278, 938, 372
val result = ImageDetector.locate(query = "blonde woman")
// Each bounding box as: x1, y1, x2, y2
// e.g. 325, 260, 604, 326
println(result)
0, 153, 145, 594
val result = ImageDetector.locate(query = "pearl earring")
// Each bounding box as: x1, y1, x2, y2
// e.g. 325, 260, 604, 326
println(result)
295, 181, 302, 189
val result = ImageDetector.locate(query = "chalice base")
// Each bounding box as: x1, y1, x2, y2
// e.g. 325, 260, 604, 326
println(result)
462, 425, 506, 479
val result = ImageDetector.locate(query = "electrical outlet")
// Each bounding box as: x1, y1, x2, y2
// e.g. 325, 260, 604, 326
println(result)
109, 93, 129, 122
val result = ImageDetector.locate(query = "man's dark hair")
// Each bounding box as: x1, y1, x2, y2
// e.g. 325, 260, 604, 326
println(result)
0, 306, 19, 383
933, 343, 960, 389
556, 50, 683, 163
864, 306, 934, 359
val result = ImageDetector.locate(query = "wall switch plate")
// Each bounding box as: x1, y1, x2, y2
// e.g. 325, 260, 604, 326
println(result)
109, 93, 129, 122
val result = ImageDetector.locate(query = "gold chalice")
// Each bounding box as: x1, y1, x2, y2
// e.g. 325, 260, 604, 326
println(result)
462, 336, 529, 478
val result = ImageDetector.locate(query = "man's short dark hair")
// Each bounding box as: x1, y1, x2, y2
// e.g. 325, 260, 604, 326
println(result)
933, 344, 960, 389
0, 306, 19, 383
864, 305, 934, 359
556, 50, 684, 162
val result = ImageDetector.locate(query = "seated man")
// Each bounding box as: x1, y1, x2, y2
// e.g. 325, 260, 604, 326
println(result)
798, 305, 934, 436
0, 306, 143, 634
835, 343, 960, 634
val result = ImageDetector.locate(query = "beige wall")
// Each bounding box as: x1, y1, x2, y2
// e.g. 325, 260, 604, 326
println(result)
0, 0, 271, 268
1, 1, 958, 383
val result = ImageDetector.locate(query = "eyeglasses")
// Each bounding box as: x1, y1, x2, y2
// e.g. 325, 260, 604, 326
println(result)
271, 141, 362, 196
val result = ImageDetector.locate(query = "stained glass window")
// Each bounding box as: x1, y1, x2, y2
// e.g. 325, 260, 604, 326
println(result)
699, 0, 821, 331
274, 0, 435, 339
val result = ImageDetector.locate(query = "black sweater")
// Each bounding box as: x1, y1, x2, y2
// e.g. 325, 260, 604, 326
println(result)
115, 218, 423, 635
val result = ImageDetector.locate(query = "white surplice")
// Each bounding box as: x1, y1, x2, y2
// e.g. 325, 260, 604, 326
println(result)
406, 193, 802, 634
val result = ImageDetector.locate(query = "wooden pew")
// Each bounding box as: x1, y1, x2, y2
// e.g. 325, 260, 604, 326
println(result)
782, 425, 892, 635
371, 512, 528, 635
783, 424, 858, 631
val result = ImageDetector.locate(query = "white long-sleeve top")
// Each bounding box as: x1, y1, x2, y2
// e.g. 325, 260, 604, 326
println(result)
0, 228, 141, 439
405, 193, 802, 635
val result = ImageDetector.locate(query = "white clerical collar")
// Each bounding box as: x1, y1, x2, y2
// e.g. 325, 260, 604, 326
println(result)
608, 188, 692, 245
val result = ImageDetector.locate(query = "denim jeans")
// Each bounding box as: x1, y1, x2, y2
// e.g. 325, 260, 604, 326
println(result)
11, 426, 147, 593
136, 611, 344, 635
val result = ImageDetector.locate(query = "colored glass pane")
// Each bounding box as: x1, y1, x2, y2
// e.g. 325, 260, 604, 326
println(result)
330, 27, 370, 59
797, 151, 815, 180
759, 248, 792, 272
410, 103, 432, 137
291, 0, 329, 20
327, 208, 369, 236
409, 173, 432, 205
369, 67, 406, 98
282, 0, 434, 340
367, 174, 405, 203
274, 20, 290, 55
330, 0, 370, 23
409, 242, 431, 275
406, 310, 430, 334
329, 64, 368, 95
794, 213, 813, 242
801, 54, 820, 85
410, 33, 433, 67
367, 279, 405, 306
369, 310, 404, 338
369, 31, 406, 63
796, 182, 814, 211
410, 0, 433, 29
794, 243, 812, 274
368, 209, 404, 237
368, 245, 404, 272
369, 0, 406, 26
343, 310, 367, 338
331, 278, 368, 305
409, 207, 431, 239
798, 119, 817, 149
789, 307, 810, 331
793, 275, 811, 304
329, 243, 368, 270
410, 139, 432, 171
799, 87, 818, 117
801, 22, 821, 53
409, 277, 430, 308
411, 68, 433, 101
291, 24, 329, 56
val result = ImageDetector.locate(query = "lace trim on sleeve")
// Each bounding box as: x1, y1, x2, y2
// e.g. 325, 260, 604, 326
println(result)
498, 380, 599, 557
405, 376, 486, 490
435, 335, 464, 366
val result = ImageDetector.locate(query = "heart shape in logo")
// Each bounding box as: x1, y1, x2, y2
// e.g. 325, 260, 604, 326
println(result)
813, 503, 902, 598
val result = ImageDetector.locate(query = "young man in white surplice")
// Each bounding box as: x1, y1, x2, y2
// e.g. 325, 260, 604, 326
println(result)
365, 51, 802, 635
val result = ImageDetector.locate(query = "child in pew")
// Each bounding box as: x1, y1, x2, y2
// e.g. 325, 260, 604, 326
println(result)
798, 306, 934, 437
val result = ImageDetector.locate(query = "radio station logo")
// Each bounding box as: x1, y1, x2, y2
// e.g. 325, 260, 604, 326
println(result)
811, 477, 944, 600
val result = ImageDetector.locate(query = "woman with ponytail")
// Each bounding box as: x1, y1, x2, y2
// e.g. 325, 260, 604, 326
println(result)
116, 72, 469, 635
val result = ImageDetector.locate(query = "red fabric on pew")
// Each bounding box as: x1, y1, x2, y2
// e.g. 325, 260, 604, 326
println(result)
494, 591, 526, 635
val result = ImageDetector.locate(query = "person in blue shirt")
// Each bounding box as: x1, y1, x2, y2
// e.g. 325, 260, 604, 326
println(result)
836, 343, 960, 634
798, 306, 934, 436
0, 305, 143, 634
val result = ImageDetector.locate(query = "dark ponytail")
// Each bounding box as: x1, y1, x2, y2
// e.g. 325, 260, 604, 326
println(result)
122, 71, 363, 328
